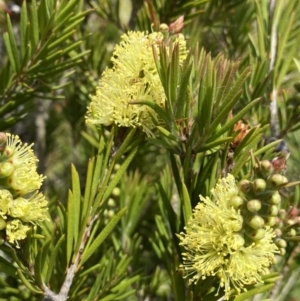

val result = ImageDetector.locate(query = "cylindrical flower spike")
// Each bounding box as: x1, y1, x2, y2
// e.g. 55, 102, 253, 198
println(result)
178, 174, 278, 300
86, 31, 187, 136
0, 133, 48, 247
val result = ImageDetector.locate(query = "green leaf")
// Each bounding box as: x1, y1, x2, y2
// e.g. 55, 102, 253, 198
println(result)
67, 190, 74, 265
20, 1, 28, 59
71, 164, 81, 246
207, 97, 261, 142
45, 235, 65, 284
233, 283, 275, 301
102, 145, 140, 204
0, 255, 17, 277
17, 269, 42, 294
30, 0, 39, 49
182, 181, 192, 223
80, 208, 127, 266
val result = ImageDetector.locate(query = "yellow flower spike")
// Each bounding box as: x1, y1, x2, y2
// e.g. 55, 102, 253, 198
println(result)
178, 174, 278, 300
6, 219, 31, 245
86, 31, 187, 136
8, 193, 48, 224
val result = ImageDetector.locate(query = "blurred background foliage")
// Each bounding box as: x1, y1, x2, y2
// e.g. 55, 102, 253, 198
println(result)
1, 0, 300, 300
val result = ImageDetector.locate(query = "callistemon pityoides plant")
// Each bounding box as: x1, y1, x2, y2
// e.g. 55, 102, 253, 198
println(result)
0, 133, 48, 246
85, 29, 187, 136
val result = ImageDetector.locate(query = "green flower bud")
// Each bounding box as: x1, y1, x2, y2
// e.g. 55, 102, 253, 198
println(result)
277, 239, 287, 248
265, 216, 277, 226
239, 179, 251, 193
287, 228, 297, 237
268, 174, 288, 187
260, 160, 273, 176
269, 191, 281, 204
108, 198, 116, 207
247, 200, 262, 213
253, 179, 267, 193
229, 196, 244, 209
112, 187, 120, 197
268, 205, 279, 216
248, 215, 265, 229
3, 146, 14, 158
0, 162, 14, 178
249, 228, 265, 241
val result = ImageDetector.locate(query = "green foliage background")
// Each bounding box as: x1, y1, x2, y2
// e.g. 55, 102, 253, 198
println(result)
1, 0, 300, 300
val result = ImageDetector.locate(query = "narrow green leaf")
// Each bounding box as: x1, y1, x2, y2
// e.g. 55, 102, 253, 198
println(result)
176, 62, 193, 119
168, 43, 179, 104
34, 249, 43, 288
207, 97, 261, 142
17, 269, 42, 294
156, 126, 180, 141
67, 190, 74, 265
113, 127, 137, 162
207, 67, 251, 136
55, 0, 78, 25
233, 283, 274, 301
82, 158, 95, 223
102, 145, 140, 204
195, 137, 233, 153
80, 208, 127, 266
128, 100, 172, 126
6, 14, 21, 71
20, 1, 28, 58
30, 0, 39, 49
45, 235, 65, 284
0, 256, 17, 277
182, 181, 192, 224
71, 164, 81, 245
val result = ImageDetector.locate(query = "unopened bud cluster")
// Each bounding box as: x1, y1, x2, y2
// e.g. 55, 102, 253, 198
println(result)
0, 133, 48, 246
274, 206, 300, 255
238, 159, 289, 252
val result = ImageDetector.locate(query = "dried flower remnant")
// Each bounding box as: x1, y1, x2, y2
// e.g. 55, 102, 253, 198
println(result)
86, 31, 187, 135
178, 174, 278, 300
0, 133, 48, 246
